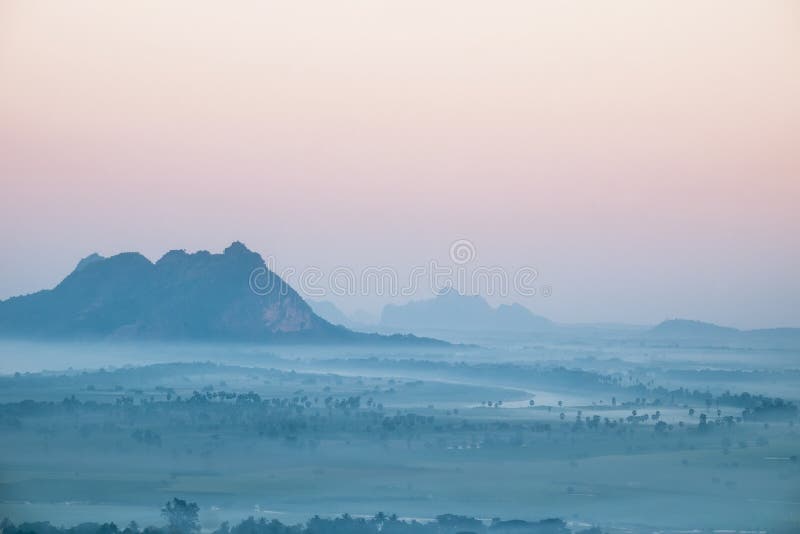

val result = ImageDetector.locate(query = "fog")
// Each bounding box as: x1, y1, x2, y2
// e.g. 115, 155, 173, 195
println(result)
1, 330, 798, 533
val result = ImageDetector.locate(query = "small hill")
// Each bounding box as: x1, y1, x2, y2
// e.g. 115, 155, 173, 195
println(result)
648, 319, 800, 349
650, 319, 739, 338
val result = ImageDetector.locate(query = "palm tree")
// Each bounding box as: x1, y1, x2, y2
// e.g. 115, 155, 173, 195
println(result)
161, 498, 200, 534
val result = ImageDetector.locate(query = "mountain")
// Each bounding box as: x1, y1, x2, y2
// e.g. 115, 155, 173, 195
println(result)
0, 242, 443, 345
308, 300, 380, 331
380, 290, 551, 333
307, 300, 353, 328
648, 319, 800, 349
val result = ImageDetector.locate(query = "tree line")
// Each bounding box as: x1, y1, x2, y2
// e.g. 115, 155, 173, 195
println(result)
1, 498, 600, 534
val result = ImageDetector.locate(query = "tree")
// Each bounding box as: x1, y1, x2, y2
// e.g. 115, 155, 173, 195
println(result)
162, 498, 200, 533
374, 512, 387, 527
698, 413, 709, 432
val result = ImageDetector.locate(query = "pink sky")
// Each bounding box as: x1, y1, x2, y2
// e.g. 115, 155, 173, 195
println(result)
1, 1, 798, 327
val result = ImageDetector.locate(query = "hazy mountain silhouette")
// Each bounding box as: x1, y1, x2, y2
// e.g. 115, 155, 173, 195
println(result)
308, 300, 378, 330
0, 242, 444, 345
650, 319, 739, 338
308, 300, 353, 328
380, 289, 551, 332
648, 319, 800, 349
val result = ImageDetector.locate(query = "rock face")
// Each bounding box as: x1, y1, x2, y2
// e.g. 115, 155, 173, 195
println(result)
0, 242, 344, 341
380, 289, 551, 332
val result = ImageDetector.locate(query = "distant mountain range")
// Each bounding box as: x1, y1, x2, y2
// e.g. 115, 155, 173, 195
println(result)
0, 242, 443, 345
2, 243, 796, 350
380, 289, 552, 333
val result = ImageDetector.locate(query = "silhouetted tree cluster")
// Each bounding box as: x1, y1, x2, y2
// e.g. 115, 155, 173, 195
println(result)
1, 502, 596, 534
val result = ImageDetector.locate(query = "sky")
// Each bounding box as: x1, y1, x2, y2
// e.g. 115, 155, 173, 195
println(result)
1, 1, 798, 328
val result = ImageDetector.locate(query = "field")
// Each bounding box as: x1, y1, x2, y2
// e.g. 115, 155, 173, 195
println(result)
0, 336, 798, 533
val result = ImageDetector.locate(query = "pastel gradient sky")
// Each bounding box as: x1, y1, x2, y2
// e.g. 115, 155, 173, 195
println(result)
1, 1, 798, 327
